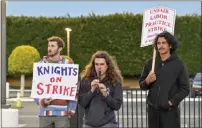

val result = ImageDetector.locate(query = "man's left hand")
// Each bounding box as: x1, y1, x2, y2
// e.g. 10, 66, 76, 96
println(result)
98, 83, 108, 97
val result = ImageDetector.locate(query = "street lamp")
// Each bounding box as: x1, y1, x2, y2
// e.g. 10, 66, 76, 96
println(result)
65, 28, 72, 57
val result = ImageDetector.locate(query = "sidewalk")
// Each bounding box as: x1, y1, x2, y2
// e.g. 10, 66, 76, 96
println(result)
7, 97, 34, 102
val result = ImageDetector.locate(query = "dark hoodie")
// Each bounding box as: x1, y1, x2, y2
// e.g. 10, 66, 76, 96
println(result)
139, 52, 190, 110
78, 76, 123, 127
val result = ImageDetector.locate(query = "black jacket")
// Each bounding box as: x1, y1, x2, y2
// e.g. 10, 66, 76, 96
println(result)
139, 52, 190, 110
78, 77, 123, 127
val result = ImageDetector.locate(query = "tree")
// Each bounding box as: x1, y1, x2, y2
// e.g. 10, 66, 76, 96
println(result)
8, 45, 40, 97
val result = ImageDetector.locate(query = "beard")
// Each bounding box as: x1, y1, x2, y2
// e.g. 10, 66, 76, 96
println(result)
48, 50, 59, 57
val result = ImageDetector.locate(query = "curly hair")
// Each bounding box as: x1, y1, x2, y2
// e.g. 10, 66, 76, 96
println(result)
153, 31, 178, 53
80, 51, 123, 84
47, 36, 65, 49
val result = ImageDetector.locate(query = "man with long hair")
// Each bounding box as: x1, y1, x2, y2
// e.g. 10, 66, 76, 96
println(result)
139, 31, 190, 128
34, 36, 77, 128
78, 51, 123, 128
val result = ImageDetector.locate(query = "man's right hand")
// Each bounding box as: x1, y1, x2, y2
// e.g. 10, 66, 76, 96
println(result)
90, 79, 100, 92
43, 98, 54, 105
145, 71, 156, 85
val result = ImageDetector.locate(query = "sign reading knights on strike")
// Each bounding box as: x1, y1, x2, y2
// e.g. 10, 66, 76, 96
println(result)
140, 6, 176, 47
31, 63, 79, 101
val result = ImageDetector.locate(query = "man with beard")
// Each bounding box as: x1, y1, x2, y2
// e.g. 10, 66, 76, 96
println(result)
34, 36, 77, 128
139, 31, 190, 128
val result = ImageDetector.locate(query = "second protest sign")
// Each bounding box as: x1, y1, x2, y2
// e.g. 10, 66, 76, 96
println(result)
141, 6, 176, 47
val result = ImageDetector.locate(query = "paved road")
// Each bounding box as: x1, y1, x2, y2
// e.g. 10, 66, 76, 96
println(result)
6, 101, 39, 127
8, 89, 31, 98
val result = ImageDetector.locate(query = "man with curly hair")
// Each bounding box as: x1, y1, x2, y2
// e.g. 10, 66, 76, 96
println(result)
139, 31, 190, 128
78, 51, 123, 128
34, 36, 77, 128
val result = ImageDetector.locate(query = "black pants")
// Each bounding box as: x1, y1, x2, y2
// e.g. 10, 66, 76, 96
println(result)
83, 123, 117, 128
148, 105, 180, 128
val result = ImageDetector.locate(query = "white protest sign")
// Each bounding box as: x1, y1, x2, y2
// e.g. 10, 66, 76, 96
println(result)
31, 63, 79, 100
140, 6, 176, 47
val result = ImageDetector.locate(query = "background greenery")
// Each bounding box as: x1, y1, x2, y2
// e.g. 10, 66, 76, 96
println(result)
8, 45, 40, 75
6, 13, 201, 77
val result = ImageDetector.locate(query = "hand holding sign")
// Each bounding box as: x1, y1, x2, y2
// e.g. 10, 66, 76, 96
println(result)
145, 71, 156, 85
44, 98, 54, 105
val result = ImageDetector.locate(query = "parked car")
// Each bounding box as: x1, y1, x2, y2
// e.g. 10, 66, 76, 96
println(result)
190, 73, 202, 98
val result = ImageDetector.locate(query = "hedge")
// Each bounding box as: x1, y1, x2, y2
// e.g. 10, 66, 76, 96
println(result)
6, 13, 201, 76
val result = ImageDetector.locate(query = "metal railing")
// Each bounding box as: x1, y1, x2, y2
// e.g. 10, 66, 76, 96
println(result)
116, 88, 202, 128
116, 88, 148, 128
72, 87, 202, 128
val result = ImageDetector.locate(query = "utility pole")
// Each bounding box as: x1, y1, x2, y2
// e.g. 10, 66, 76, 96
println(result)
1, 0, 10, 108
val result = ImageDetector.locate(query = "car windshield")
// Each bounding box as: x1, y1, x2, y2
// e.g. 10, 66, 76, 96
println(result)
194, 73, 202, 82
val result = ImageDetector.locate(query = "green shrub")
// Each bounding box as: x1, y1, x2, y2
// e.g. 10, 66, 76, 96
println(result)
61, 55, 74, 63
8, 45, 40, 75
